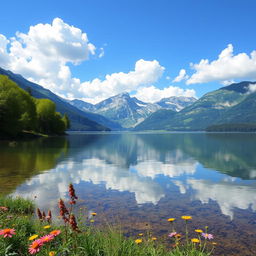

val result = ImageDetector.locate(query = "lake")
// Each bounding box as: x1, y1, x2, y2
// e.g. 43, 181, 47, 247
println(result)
1, 132, 256, 255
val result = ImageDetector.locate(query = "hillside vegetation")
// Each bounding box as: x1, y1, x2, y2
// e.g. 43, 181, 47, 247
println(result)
0, 75, 69, 138
135, 81, 256, 131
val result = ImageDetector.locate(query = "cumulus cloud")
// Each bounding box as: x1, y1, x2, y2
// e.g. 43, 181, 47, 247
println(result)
133, 85, 197, 103
172, 69, 188, 82
78, 59, 165, 103
0, 17, 96, 94
187, 44, 256, 84
0, 18, 197, 103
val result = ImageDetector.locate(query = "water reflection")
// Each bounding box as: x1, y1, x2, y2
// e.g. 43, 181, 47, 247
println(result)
5, 133, 256, 221
0, 137, 69, 195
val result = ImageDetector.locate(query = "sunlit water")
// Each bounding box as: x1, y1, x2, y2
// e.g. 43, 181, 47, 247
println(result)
1, 132, 256, 255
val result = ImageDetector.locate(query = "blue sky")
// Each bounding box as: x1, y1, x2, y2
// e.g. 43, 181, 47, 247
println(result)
0, 0, 256, 103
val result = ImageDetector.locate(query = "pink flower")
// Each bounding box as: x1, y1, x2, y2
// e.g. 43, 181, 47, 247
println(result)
202, 233, 214, 240
50, 230, 61, 236
28, 239, 43, 254
168, 232, 177, 238
0, 206, 8, 211
39, 234, 54, 244
0, 228, 16, 238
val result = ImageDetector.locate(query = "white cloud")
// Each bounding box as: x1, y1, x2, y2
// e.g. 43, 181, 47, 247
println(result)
0, 17, 95, 94
221, 80, 235, 86
187, 44, 256, 84
0, 18, 197, 103
248, 83, 256, 94
99, 47, 104, 58
133, 85, 197, 103
78, 59, 165, 103
172, 69, 188, 82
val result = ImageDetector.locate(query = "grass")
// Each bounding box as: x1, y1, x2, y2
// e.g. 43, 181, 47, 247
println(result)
0, 186, 214, 256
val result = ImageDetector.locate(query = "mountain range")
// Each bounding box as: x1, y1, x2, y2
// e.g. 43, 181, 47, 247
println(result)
69, 93, 196, 128
0, 67, 121, 131
135, 81, 256, 131
1, 66, 255, 131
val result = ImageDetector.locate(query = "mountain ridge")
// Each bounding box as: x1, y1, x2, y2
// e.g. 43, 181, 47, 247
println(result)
70, 93, 196, 128
0, 67, 115, 131
134, 81, 256, 131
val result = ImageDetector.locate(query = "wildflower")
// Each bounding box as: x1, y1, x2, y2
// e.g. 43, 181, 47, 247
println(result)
167, 218, 175, 222
40, 234, 54, 243
152, 237, 157, 241
42, 211, 46, 220
49, 252, 56, 256
29, 239, 43, 254
191, 238, 200, 243
90, 219, 95, 223
138, 233, 143, 236
50, 230, 61, 236
68, 184, 78, 204
195, 229, 203, 233
46, 210, 52, 223
0, 228, 16, 238
0, 206, 8, 211
58, 199, 69, 223
181, 216, 192, 220
212, 242, 217, 245
91, 212, 97, 216
43, 225, 51, 229
37, 208, 43, 221
202, 233, 214, 240
135, 238, 142, 244
168, 232, 177, 238
69, 214, 79, 231
29, 234, 39, 241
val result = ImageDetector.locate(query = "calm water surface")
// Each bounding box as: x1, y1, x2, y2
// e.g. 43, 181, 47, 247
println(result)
1, 132, 256, 255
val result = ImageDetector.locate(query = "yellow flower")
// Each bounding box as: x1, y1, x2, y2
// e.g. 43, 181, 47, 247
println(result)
138, 233, 143, 236
181, 216, 192, 220
90, 219, 95, 223
195, 229, 203, 233
212, 242, 217, 245
91, 212, 97, 216
135, 239, 142, 244
43, 225, 51, 229
167, 218, 176, 222
28, 234, 39, 241
191, 238, 200, 243
49, 252, 56, 256
152, 237, 157, 241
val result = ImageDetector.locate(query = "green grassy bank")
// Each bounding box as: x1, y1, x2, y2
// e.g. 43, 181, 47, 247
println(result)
0, 187, 214, 256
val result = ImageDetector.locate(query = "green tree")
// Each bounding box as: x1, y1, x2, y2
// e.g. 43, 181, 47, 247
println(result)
35, 99, 67, 134
0, 75, 37, 137
62, 113, 70, 129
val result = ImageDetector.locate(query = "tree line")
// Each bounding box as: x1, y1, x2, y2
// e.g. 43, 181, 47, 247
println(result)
0, 75, 70, 137
206, 123, 256, 132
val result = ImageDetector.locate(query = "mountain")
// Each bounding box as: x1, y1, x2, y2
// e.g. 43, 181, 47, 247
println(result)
135, 81, 256, 131
0, 67, 110, 131
70, 93, 161, 128
70, 93, 196, 129
133, 109, 176, 131
69, 99, 94, 112
93, 93, 161, 128
68, 99, 123, 130
156, 96, 197, 111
